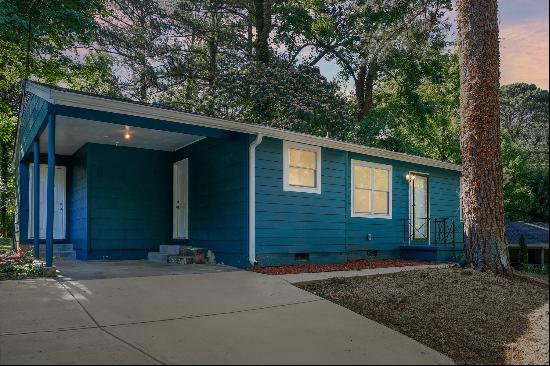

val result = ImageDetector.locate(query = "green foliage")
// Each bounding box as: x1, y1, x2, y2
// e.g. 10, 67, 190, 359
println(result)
520, 264, 549, 277
500, 84, 549, 222
0, 250, 43, 281
518, 234, 528, 266
352, 51, 461, 163
500, 83, 549, 162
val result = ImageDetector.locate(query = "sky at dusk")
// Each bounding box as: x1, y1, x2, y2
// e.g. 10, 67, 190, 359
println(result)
318, 0, 549, 90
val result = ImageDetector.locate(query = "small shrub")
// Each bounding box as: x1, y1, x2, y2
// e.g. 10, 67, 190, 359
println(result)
518, 234, 528, 267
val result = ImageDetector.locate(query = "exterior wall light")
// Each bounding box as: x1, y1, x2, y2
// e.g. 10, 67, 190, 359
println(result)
406, 173, 416, 182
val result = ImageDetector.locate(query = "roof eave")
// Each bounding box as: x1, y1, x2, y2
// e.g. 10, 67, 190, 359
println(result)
29, 81, 462, 172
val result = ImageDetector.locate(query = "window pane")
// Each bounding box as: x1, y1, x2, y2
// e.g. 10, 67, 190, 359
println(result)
354, 165, 371, 189
289, 148, 316, 169
373, 191, 389, 214
288, 167, 315, 187
354, 189, 371, 213
374, 168, 389, 191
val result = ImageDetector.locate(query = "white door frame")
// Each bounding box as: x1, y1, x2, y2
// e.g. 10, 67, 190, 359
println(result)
172, 159, 189, 239
408, 171, 430, 244
28, 164, 66, 240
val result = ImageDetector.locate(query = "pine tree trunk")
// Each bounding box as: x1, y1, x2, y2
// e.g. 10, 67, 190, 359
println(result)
457, 0, 510, 272
253, 0, 271, 65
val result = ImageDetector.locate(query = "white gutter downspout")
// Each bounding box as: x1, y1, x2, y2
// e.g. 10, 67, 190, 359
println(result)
249, 133, 263, 266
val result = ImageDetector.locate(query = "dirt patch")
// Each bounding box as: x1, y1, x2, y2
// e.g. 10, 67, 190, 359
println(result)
296, 267, 549, 365
506, 302, 549, 365
251, 259, 432, 275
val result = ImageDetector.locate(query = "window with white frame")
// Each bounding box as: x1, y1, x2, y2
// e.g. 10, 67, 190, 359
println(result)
283, 141, 321, 194
351, 160, 392, 218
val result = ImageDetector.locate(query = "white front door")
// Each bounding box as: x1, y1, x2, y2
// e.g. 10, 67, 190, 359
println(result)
28, 164, 66, 240
410, 173, 429, 241
172, 159, 188, 239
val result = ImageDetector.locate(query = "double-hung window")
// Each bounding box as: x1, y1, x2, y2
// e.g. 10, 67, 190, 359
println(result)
351, 160, 392, 218
283, 141, 321, 194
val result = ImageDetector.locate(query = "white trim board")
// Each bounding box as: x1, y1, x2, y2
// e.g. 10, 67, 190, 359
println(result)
350, 159, 392, 219
27, 81, 462, 172
283, 141, 322, 194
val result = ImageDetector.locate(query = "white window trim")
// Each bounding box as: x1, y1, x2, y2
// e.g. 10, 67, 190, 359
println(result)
351, 159, 392, 219
283, 140, 322, 194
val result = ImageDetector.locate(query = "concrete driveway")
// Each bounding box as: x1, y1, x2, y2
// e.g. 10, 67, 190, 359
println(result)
0, 261, 452, 365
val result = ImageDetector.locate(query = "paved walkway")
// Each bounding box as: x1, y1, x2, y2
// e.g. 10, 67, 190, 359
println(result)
0, 261, 453, 365
276, 264, 452, 284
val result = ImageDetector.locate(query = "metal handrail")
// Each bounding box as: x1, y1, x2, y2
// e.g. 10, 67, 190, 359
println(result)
400, 217, 464, 246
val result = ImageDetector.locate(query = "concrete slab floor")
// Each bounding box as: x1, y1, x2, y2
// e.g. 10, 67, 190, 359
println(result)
55, 260, 239, 281
0, 261, 453, 365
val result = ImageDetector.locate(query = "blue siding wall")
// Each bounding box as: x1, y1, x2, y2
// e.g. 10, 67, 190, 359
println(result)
176, 136, 249, 267
255, 138, 461, 266
86, 143, 172, 260
255, 138, 347, 266
19, 94, 49, 159
69, 147, 88, 259
345, 152, 462, 259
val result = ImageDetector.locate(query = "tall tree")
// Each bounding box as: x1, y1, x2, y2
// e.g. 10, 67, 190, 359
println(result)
500, 83, 549, 162
456, 0, 510, 272
276, 0, 451, 121
0, 0, 109, 238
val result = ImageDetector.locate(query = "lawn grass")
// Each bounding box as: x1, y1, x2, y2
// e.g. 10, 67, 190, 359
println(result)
296, 267, 549, 365
0, 238, 14, 254
519, 266, 549, 282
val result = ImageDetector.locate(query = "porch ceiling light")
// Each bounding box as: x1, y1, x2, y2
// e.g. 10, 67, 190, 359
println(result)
124, 126, 131, 140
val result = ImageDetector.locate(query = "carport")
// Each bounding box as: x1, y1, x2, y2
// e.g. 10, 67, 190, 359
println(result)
16, 81, 249, 267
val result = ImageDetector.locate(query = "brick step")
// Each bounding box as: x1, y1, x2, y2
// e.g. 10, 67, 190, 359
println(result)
148, 247, 215, 265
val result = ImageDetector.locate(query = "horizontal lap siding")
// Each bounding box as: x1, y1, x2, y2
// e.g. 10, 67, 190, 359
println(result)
182, 136, 249, 267
87, 144, 172, 259
346, 153, 462, 254
255, 138, 462, 266
255, 138, 347, 266
69, 147, 88, 259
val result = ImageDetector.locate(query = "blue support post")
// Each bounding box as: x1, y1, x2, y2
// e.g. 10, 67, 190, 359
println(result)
45, 114, 55, 268
33, 139, 40, 258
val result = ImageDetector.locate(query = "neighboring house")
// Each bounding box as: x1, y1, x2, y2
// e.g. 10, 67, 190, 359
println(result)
506, 221, 549, 266
15, 81, 463, 268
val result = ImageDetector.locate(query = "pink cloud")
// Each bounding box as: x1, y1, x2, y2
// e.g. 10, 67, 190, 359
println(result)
500, 18, 549, 89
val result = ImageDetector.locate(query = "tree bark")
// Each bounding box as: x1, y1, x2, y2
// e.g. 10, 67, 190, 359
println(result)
253, 0, 271, 65
456, 0, 510, 272
355, 65, 375, 121
0, 140, 7, 238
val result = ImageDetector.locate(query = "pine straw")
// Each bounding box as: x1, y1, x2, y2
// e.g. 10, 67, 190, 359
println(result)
296, 267, 549, 365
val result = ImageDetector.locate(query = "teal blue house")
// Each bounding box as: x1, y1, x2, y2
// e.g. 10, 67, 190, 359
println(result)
16, 81, 463, 268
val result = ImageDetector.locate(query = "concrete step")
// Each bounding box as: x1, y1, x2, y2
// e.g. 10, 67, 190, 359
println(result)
39, 243, 74, 252
159, 245, 191, 255
39, 250, 76, 260
38, 243, 76, 260
147, 252, 171, 263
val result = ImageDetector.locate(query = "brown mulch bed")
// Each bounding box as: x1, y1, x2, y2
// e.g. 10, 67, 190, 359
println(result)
251, 259, 433, 275
296, 267, 549, 365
